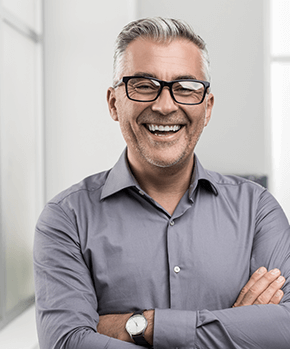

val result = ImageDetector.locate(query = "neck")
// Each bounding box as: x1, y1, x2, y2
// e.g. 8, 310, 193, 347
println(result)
128, 154, 194, 215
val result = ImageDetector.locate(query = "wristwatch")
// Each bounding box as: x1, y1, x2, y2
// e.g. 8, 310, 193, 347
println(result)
125, 310, 151, 347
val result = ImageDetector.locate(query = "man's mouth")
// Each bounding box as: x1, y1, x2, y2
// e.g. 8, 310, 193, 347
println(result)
145, 124, 183, 136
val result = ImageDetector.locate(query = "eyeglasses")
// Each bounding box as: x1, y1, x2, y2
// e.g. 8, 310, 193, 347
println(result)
114, 76, 210, 105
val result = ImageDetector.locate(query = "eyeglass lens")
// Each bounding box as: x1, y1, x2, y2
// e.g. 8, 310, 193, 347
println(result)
126, 77, 205, 104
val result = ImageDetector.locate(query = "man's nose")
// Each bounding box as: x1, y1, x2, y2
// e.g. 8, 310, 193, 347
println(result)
151, 87, 179, 115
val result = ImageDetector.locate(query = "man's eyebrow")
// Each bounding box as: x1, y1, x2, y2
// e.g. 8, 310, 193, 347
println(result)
132, 72, 158, 78
174, 75, 198, 80
131, 72, 198, 81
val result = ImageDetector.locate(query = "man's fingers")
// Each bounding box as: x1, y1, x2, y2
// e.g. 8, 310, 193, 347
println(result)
233, 267, 267, 306
234, 268, 285, 307
254, 275, 285, 305
241, 268, 282, 305
269, 289, 284, 305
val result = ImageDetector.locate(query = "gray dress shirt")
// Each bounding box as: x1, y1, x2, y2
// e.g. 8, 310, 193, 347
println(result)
34, 150, 290, 349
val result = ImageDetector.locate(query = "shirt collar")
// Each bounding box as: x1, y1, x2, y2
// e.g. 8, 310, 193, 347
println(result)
190, 155, 219, 197
101, 149, 218, 200
100, 149, 138, 200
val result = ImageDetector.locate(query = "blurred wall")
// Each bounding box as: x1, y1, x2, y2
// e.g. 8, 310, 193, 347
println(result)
44, 0, 270, 201
44, 0, 133, 200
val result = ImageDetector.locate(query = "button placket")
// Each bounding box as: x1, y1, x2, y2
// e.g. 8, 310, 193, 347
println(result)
167, 216, 184, 308
169, 220, 181, 274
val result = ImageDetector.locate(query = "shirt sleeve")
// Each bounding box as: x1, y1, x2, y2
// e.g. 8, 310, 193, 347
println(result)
153, 190, 290, 349
33, 202, 137, 349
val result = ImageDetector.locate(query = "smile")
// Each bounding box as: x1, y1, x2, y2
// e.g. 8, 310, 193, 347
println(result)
145, 124, 183, 136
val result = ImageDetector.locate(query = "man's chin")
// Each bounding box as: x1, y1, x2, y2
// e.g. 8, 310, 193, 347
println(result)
144, 152, 189, 169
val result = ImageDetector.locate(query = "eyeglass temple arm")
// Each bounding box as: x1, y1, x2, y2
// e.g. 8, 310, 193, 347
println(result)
113, 79, 123, 89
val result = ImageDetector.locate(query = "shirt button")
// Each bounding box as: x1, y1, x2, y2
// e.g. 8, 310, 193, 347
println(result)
139, 190, 145, 195
170, 220, 175, 226
174, 266, 181, 273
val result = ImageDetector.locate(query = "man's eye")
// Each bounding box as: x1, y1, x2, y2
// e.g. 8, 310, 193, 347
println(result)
173, 82, 204, 95
134, 83, 157, 90
174, 86, 194, 95
175, 86, 191, 92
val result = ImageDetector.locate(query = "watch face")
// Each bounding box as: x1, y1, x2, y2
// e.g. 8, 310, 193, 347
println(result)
126, 314, 147, 336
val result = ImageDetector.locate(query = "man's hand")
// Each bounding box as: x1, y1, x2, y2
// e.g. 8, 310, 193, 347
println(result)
97, 310, 154, 345
233, 267, 285, 307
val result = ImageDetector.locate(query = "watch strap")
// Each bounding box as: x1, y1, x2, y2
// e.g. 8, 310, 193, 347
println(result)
132, 333, 152, 347
133, 310, 143, 315
130, 310, 152, 348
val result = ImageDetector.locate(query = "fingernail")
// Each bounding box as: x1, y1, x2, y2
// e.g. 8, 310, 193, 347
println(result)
277, 276, 285, 283
257, 267, 267, 274
276, 290, 283, 297
271, 268, 280, 275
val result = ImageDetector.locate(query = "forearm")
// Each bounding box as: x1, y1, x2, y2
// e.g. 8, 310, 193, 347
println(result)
153, 268, 289, 348
97, 310, 154, 346
97, 268, 286, 348
153, 304, 290, 349
36, 309, 139, 349
97, 302, 290, 349
64, 331, 138, 349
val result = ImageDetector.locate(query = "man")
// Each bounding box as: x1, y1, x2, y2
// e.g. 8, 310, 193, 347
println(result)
34, 18, 290, 348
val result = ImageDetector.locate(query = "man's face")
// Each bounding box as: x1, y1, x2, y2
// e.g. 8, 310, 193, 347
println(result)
107, 38, 214, 171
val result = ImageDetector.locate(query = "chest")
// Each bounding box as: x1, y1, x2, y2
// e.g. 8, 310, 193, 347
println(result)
80, 190, 256, 313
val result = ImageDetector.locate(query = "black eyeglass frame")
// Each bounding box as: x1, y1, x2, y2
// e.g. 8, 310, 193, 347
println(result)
114, 76, 211, 105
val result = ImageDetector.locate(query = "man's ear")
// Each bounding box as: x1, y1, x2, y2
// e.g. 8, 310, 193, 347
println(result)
107, 87, 119, 121
205, 93, 214, 127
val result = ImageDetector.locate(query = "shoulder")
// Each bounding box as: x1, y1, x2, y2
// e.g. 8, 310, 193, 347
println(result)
206, 170, 267, 194
36, 169, 112, 234
206, 170, 288, 222
38, 170, 111, 223
194, 155, 266, 197
204, 170, 278, 211
49, 169, 111, 205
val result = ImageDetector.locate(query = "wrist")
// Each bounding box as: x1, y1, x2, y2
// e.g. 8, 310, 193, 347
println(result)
143, 310, 154, 346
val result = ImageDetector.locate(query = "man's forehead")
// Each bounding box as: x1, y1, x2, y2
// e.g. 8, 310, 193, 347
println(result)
123, 37, 204, 80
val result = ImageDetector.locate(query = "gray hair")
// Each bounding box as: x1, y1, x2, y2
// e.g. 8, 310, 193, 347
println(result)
113, 17, 211, 85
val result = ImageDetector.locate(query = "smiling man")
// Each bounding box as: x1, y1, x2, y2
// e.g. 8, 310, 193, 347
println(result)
34, 18, 290, 349
107, 38, 213, 216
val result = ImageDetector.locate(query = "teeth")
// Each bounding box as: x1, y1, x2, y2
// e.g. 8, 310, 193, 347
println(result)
148, 124, 181, 132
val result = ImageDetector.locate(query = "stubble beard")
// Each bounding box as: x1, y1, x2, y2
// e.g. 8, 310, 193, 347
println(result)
121, 106, 208, 171
127, 127, 204, 172
137, 114, 207, 170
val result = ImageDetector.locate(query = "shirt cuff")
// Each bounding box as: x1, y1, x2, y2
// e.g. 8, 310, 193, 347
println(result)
153, 308, 197, 349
